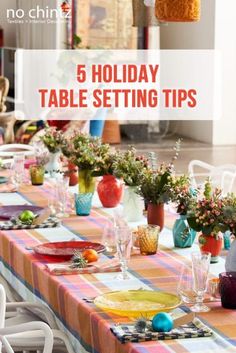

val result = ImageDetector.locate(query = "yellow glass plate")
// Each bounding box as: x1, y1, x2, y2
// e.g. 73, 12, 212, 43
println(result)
94, 290, 181, 318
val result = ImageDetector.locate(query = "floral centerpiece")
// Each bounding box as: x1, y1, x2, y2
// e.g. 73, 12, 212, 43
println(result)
170, 175, 198, 247
40, 127, 64, 176
137, 140, 181, 230
187, 180, 227, 262
113, 147, 148, 187
113, 147, 148, 221
40, 127, 63, 154
62, 132, 110, 193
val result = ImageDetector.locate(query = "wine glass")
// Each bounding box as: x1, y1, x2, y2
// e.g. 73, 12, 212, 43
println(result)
102, 221, 117, 255
56, 176, 70, 218
191, 251, 211, 312
115, 226, 132, 280
47, 178, 57, 216
177, 265, 197, 304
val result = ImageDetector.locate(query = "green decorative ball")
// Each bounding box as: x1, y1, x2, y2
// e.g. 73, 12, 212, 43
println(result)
152, 312, 173, 332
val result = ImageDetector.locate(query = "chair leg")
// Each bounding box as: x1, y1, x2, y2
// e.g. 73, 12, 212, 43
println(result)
53, 330, 75, 353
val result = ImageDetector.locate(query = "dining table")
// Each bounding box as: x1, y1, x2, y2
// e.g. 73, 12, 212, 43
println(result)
0, 179, 235, 353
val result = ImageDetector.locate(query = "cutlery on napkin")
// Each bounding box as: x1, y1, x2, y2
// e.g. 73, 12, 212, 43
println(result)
32, 208, 51, 225
46, 259, 121, 275
173, 312, 195, 328
111, 316, 213, 343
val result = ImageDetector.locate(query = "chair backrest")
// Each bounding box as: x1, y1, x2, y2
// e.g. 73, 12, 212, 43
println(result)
0, 284, 6, 329
188, 160, 236, 194
0, 144, 35, 157
0, 322, 54, 353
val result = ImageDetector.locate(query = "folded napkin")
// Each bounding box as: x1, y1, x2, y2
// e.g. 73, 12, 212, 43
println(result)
111, 318, 212, 343
0, 183, 16, 193
0, 216, 60, 230
46, 259, 121, 275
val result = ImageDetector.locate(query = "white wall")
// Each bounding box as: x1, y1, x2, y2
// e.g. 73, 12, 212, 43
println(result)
159, 0, 215, 144
212, 0, 236, 145
160, 0, 236, 145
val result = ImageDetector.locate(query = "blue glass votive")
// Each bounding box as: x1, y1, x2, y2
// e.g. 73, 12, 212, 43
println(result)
74, 193, 93, 216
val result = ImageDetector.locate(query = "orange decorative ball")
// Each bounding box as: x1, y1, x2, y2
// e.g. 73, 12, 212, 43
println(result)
82, 249, 99, 263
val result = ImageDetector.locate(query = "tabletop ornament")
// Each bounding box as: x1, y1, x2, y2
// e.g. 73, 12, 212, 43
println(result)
70, 251, 88, 269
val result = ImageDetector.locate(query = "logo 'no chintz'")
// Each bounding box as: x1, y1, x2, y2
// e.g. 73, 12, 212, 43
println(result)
6, 2, 72, 23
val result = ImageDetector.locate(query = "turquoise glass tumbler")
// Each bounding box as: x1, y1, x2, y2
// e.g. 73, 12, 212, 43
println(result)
173, 215, 196, 248
74, 193, 93, 216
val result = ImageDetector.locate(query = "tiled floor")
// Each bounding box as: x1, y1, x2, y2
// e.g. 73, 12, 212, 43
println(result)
121, 136, 236, 174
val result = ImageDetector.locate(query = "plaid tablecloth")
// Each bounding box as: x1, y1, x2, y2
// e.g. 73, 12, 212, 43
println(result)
0, 183, 236, 353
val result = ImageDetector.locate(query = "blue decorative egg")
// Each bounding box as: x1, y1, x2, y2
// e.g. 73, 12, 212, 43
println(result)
152, 312, 173, 332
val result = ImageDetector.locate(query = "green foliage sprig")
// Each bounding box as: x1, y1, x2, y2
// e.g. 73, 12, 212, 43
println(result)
40, 127, 64, 154
113, 147, 148, 187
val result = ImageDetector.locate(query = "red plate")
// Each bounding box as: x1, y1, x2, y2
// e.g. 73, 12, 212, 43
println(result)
32, 241, 106, 261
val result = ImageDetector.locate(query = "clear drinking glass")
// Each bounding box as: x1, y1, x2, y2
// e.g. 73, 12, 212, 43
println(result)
47, 178, 57, 215
102, 221, 117, 255
56, 176, 70, 218
177, 265, 197, 304
115, 226, 132, 280
11, 153, 25, 188
191, 251, 211, 312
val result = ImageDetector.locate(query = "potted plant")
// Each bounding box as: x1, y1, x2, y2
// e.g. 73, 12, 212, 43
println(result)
62, 133, 110, 194
40, 127, 63, 177
137, 166, 173, 230
187, 180, 227, 263
137, 140, 181, 230
113, 147, 148, 221
95, 152, 123, 208
170, 175, 198, 248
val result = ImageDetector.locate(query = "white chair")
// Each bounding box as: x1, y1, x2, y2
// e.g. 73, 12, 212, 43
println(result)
0, 284, 75, 353
0, 144, 35, 158
0, 322, 54, 353
0, 284, 53, 353
188, 160, 236, 195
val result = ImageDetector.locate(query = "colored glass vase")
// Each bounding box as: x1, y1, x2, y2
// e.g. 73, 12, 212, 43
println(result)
97, 175, 123, 208
45, 152, 61, 177
173, 215, 196, 248
78, 169, 96, 194
147, 203, 164, 231
198, 233, 223, 263
67, 162, 78, 187
219, 272, 236, 309
123, 186, 143, 222
30, 165, 45, 186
